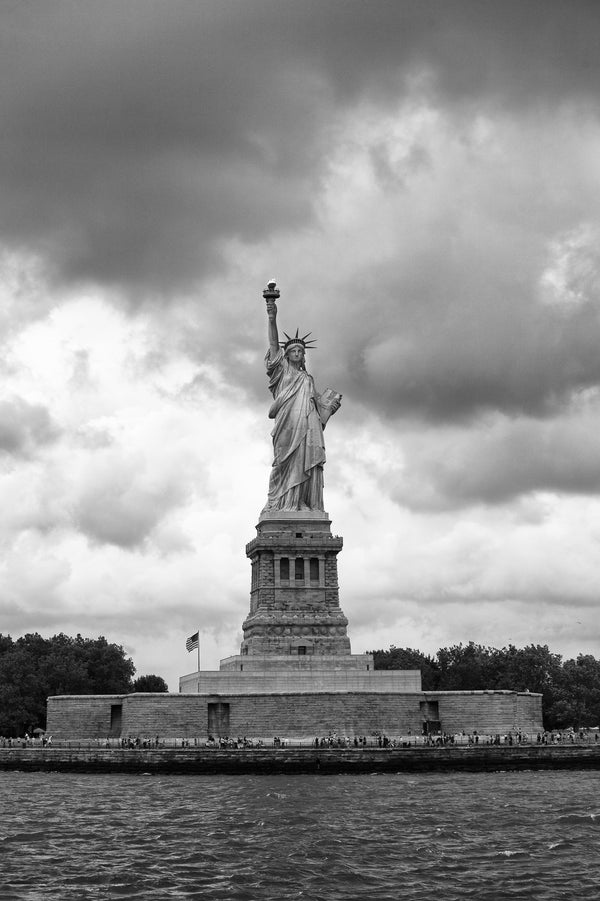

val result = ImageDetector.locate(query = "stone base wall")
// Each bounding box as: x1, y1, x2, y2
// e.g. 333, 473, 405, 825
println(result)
218, 654, 374, 672
46, 695, 122, 739
47, 690, 543, 740
179, 668, 422, 694
429, 691, 541, 734
4, 744, 600, 775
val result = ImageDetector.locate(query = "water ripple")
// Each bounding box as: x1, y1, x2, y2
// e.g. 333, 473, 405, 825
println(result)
1, 771, 600, 899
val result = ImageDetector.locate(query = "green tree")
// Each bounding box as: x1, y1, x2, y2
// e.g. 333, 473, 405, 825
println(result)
371, 639, 576, 729
436, 642, 498, 690
487, 644, 563, 728
549, 655, 600, 730
488, 644, 562, 693
0, 632, 135, 736
132, 674, 169, 692
0, 634, 14, 655
371, 646, 440, 689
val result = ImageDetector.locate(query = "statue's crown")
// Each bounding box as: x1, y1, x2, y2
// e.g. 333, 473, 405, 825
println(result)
281, 329, 317, 352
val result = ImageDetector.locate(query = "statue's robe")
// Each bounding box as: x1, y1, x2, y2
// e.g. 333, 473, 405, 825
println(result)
263, 348, 325, 511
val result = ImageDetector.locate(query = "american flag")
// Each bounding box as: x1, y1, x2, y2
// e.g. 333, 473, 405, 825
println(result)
186, 631, 199, 652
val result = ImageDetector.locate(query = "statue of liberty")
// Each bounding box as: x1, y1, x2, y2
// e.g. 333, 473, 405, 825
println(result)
261, 281, 341, 513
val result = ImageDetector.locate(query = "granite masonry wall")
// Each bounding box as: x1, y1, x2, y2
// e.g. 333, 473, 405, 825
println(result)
3, 744, 600, 775
47, 690, 543, 740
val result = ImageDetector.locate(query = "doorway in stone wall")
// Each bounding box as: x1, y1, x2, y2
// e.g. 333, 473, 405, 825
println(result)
420, 699, 441, 735
109, 703, 122, 737
208, 702, 230, 736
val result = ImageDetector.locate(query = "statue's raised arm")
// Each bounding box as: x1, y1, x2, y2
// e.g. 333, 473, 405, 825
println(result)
266, 303, 279, 360
260, 281, 341, 515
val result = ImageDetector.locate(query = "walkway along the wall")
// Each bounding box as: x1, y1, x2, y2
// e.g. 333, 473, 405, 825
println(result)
2, 744, 600, 774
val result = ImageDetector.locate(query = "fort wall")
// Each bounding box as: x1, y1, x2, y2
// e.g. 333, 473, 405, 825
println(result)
47, 689, 543, 741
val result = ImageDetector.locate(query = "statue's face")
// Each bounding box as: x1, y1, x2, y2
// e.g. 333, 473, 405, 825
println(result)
287, 345, 305, 365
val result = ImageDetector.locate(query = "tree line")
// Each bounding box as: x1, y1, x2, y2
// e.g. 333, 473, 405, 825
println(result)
0, 633, 168, 736
372, 642, 600, 730
3, 633, 597, 735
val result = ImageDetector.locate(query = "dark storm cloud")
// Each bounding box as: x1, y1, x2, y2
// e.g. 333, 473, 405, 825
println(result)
0, 397, 60, 457
1, 1, 322, 293
1, 0, 599, 294
390, 413, 600, 511
342, 259, 600, 422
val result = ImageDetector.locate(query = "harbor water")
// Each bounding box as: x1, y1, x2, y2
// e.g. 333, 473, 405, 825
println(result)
1, 770, 599, 899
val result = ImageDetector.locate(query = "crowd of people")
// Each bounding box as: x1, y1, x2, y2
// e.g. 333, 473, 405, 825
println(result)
2, 728, 598, 750
206, 735, 265, 748
119, 736, 161, 749
0, 733, 52, 748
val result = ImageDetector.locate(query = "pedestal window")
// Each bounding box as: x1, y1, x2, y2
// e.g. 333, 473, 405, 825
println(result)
309, 557, 320, 581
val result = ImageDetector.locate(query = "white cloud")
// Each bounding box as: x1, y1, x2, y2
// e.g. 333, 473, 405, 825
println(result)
0, 397, 59, 457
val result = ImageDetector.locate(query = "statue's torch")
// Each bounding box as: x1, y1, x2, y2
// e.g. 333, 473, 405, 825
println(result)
262, 280, 280, 304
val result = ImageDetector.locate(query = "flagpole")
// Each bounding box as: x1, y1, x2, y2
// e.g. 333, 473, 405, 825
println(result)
197, 630, 201, 694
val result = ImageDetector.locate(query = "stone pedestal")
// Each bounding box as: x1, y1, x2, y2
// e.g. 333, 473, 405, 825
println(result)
238, 510, 360, 662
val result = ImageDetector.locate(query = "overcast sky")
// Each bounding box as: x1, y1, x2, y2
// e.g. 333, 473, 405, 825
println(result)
2, 0, 600, 689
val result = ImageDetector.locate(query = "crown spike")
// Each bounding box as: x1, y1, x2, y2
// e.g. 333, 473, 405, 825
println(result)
280, 326, 318, 353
